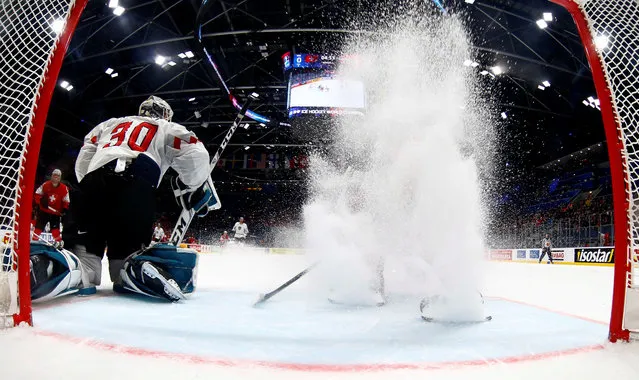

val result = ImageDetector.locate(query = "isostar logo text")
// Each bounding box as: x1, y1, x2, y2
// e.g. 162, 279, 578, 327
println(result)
576, 248, 614, 264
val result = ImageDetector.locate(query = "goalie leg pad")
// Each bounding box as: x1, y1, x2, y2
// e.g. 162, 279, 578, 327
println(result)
129, 245, 198, 293
120, 260, 185, 302
30, 242, 83, 301
116, 245, 198, 300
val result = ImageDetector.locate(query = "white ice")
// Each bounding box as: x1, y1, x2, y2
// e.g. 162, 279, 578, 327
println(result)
1, 251, 638, 380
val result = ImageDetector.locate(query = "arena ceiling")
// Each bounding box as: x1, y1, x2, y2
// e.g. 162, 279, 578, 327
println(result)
45, 0, 607, 178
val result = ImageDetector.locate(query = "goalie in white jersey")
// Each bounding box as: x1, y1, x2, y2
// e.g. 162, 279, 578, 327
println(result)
66, 96, 217, 301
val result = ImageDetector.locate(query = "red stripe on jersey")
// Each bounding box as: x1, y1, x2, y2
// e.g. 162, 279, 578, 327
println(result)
173, 137, 181, 149
90, 136, 97, 144
189, 136, 198, 144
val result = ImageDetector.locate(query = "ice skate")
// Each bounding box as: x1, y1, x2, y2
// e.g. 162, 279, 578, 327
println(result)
121, 260, 186, 302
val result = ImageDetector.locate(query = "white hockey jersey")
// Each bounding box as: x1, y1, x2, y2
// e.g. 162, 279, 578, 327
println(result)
75, 116, 210, 190
232, 222, 249, 238
153, 226, 165, 240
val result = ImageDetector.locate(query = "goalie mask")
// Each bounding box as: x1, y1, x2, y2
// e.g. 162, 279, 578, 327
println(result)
139, 95, 174, 122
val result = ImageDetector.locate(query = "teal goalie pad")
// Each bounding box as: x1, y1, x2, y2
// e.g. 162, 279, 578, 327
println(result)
126, 244, 198, 293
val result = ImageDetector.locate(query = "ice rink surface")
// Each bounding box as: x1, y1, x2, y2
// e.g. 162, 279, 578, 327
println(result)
2, 249, 639, 380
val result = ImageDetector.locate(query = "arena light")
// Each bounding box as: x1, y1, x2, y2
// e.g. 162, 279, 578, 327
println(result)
471, 61, 479, 67
167, 61, 177, 66
491, 65, 503, 75
178, 53, 187, 59
542, 80, 551, 87
154, 55, 166, 65
536, 19, 548, 29
538, 85, 545, 90
105, 68, 114, 75
543, 12, 553, 22
59, 80, 69, 89
501, 112, 507, 119
589, 97, 601, 110
51, 19, 65, 35
582, 100, 589, 106
185, 51, 194, 58
243, 123, 250, 129
113, 6, 125, 16
480, 70, 489, 76
465, 0, 475, 3
194, 111, 201, 119
108, 0, 118, 8
594, 35, 609, 50
244, 146, 250, 150
189, 97, 196, 102
111, 73, 118, 78
66, 85, 73, 91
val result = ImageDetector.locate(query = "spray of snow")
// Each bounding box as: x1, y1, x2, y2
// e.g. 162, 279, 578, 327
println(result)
303, 10, 495, 316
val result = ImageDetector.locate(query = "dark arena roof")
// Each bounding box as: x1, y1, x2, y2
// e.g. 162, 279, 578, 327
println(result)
41, 0, 609, 238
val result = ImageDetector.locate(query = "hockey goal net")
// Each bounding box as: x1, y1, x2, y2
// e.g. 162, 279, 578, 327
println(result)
552, 0, 639, 341
0, 0, 87, 328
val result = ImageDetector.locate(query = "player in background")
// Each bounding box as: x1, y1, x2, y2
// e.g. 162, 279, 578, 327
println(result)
64, 95, 217, 301
151, 222, 165, 243
539, 233, 554, 264
219, 230, 230, 246
33, 169, 69, 248
232, 217, 249, 243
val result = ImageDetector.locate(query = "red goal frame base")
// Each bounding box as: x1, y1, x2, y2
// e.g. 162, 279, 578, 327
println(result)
551, 0, 632, 342
10, 0, 89, 327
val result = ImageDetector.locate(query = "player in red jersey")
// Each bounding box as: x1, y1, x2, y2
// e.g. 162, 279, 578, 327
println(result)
219, 231, 230, 246
33, 169, 69, 248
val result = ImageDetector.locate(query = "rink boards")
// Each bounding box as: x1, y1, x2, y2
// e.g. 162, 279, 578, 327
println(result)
486, 247, 615, 266
183, 243, 615, 267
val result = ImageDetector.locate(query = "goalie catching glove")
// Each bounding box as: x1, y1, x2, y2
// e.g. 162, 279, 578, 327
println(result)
172, 175, 220, 217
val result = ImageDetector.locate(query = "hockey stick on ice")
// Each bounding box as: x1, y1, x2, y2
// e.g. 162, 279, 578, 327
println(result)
253, 168, 359, 306
253, 262, 319, 307
168, 95, 256, 246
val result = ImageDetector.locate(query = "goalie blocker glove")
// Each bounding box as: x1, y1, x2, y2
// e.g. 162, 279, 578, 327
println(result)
172, 175, 219, 217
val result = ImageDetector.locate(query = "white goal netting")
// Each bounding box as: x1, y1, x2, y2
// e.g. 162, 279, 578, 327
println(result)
0, 0, 79, 328
561, 0, 639, 338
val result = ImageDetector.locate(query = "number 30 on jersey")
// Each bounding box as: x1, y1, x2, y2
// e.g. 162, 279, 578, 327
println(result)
104, 121, 158, 152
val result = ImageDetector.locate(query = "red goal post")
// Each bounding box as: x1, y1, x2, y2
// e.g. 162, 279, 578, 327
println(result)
551, 0, 639, 342
0, 0, 88, 327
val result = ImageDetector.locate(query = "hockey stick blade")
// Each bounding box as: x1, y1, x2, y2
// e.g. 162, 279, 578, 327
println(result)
253, 262, 318, 307
422, 315, 493, 323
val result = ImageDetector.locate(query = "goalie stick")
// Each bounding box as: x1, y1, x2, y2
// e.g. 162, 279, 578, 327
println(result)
253, 262, 318, 307
168, 95, 256, 246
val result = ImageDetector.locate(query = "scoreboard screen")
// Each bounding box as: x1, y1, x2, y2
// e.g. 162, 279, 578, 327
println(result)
282, 52, 340, 71
284, 53, 366, 118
